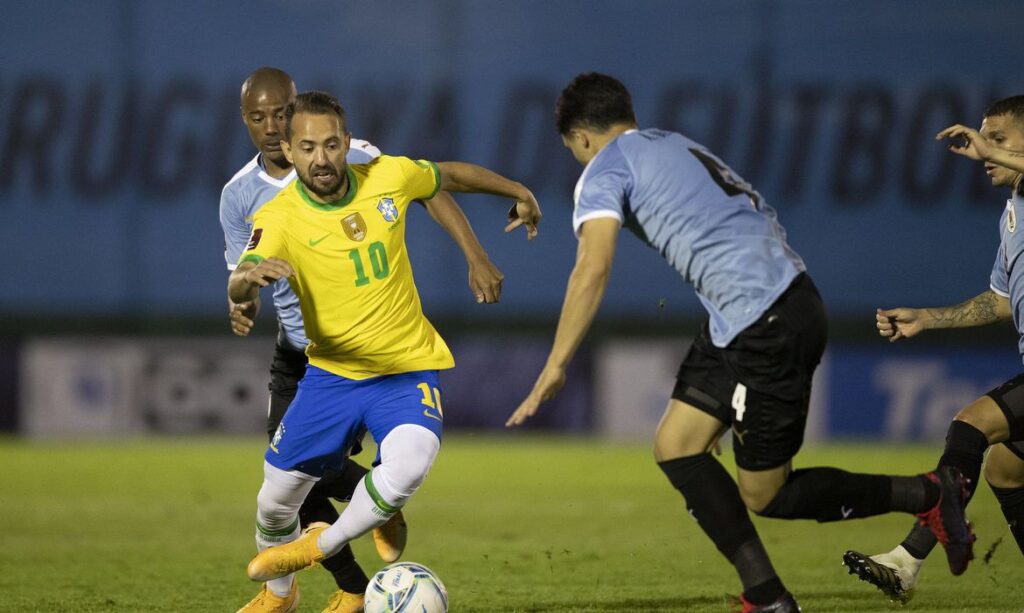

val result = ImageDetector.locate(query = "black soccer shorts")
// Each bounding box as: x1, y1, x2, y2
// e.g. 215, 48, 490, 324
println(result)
984, 374, 1024, 461
672, 273, 828, 471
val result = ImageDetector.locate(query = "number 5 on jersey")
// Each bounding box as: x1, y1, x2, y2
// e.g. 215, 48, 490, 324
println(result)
418, 382, 443, 422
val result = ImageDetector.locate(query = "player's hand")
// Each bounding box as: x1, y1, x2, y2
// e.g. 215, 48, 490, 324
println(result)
468, 255, 504, 304
936, 124, 994, 162
505, 192, 542, 241
506, 364, 566, 427
230, 301, 255, 337
243, 257, 295, 288
876, 307, 925, 342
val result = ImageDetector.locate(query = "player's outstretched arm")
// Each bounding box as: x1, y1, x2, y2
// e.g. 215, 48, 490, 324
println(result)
877, 289, 1011, 342
506, 217, 620, 427
421, 191, 505, 303
228, 258, 295, 305
228, 298, 259, 336
435, 161, 541, 240
937, 124, 1024, 174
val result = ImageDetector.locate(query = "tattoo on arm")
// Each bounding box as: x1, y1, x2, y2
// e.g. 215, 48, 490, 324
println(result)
926, 290, 1003, 328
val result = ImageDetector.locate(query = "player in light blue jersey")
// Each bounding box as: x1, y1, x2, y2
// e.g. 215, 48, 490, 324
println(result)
845, 96, 1024, 603
506, 73, 970, 612
222, 68, 504, 613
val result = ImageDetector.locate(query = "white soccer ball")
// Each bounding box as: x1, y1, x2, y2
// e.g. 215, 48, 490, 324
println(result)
364, 561, 449, 613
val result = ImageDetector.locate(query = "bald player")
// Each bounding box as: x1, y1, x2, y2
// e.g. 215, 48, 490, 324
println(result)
220, 68, 503, 613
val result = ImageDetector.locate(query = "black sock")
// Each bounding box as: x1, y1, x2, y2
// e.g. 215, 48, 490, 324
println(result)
733, 542, 786, 605
937, 420, 989, 500
757, 467, 892, 522
892, 422, 989, 561
658, 454, 783, 603
900, 522, 937, 560
744, 577, 786, 606
317, 459, 370, 503
890, 475, 939, 514
299, 480, 369, 592
991, 484, 1024, 555
320, 544, 369, 593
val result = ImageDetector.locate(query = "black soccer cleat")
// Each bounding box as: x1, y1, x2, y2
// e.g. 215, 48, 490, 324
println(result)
916, 466, 976, 576
842, 550, 914, 604
730, 591, 800, 613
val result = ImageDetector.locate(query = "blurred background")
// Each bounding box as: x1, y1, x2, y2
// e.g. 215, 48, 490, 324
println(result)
2, 0, 1022, 443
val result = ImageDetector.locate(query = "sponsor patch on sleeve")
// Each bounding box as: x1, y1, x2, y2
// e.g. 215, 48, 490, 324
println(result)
246, 228, 263, 251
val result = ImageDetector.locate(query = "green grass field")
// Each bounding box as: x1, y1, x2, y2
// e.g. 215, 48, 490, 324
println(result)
0, 436, 1020, 612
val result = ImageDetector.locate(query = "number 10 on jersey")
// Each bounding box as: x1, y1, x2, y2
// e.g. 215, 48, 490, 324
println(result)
347, 241, 390, 286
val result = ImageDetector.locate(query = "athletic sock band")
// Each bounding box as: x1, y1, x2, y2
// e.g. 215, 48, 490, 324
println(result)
365, 471, 401, 517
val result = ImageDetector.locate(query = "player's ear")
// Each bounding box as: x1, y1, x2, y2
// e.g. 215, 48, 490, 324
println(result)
577, 130, 591, 151
343, 131, 351, 150
281, 139, 294, 164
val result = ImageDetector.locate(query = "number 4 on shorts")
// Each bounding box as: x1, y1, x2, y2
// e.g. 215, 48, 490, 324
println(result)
732, 383, 747, 422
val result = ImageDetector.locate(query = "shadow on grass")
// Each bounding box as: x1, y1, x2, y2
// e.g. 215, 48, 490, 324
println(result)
500, 595, 723, 612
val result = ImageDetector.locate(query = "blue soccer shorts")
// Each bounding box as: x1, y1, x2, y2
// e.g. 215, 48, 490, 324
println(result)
265, 366, 444, 477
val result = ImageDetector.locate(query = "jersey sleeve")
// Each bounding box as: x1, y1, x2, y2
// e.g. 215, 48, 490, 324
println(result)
219, 184, 251, 271
572, 146, 631, 237
238, 208, 289, 266
990, 240, 1010, 297
395, 156, 441, 201
347, 137, 382, 164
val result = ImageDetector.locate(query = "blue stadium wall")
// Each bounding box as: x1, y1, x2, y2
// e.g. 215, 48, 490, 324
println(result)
2, 0, 1022, 320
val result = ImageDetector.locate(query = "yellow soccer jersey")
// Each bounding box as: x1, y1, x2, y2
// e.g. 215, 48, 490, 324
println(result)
239, 155, 454, 379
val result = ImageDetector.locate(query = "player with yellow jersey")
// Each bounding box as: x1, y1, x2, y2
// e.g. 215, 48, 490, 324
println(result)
239, 154, 455, 380
228, 91, 541, 595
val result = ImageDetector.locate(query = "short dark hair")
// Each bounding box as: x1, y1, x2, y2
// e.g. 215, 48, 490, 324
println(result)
555, 72, 637, 135
284, 90, 347, 141
985, 96, 1024, 124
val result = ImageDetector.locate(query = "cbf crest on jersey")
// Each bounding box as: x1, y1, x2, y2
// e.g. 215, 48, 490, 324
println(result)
377, 197, 399, 222
342, 213, 367, 241
269, 423, 285, 453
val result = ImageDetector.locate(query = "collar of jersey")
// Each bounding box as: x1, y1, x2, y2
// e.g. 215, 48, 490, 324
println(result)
296, 166, 358, 211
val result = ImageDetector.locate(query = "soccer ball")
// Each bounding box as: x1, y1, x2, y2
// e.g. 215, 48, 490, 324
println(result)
364, 561, 448, 612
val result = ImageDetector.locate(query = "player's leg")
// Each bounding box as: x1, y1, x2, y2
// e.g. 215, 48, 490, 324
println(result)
985, 441, 1024, 554
842, 390, 1023, 600
246, 366, 369, 583
724, 277, 964, 553
238, 459, 315, 612
657, 327, 796, 611
317, 371, 445, 557
267, 344, 370, 595
725, 275, 935, 523
315, 455, 408, 563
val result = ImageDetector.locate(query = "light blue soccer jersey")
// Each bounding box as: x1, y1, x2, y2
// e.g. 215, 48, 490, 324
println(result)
988, 190, 1024, 363
572, 128, 806, 347
219, 138, 381, 351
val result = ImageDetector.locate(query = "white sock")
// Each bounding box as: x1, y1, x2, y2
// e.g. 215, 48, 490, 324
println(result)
254, 461, 316, 596
318, 425, 440, 557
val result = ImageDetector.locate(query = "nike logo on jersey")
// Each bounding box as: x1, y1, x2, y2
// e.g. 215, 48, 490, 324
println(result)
422, 409, 443, 423
841, 506, 853, 518
309, 234, 331, 247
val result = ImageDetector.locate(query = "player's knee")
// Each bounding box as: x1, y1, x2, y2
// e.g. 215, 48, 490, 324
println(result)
739, 482, 780, 515
256, 483, 301, 527
952, 400, 1006, 442
378, 424, 441, 498
654, 426, 712, 462
256, 462, 315, 527
984, 451, 1024, 489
